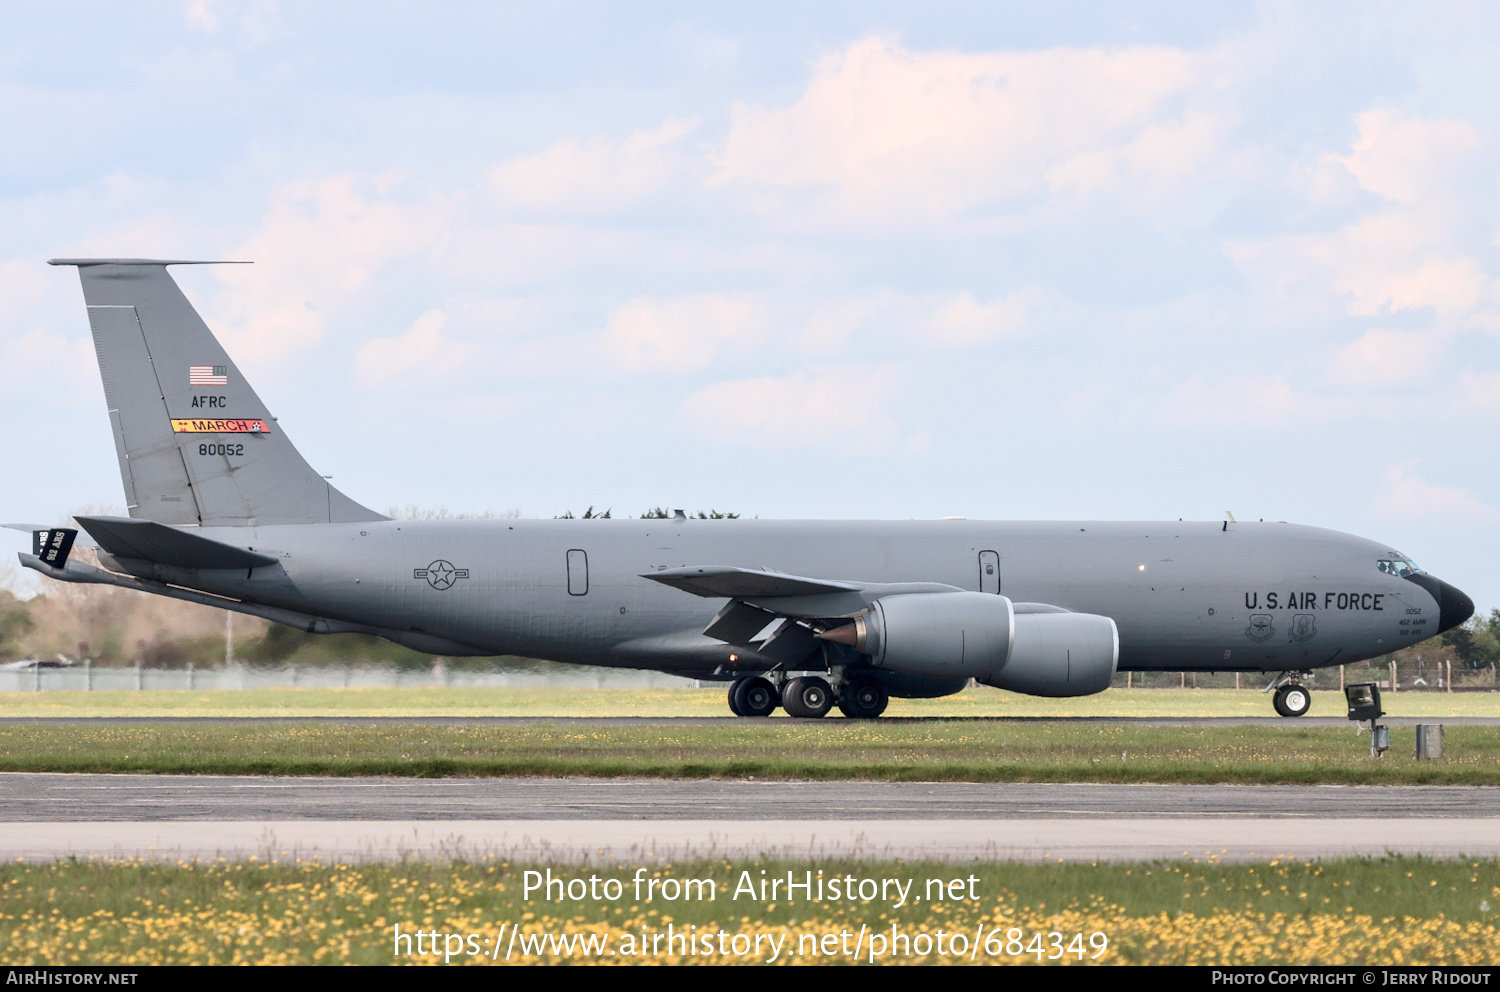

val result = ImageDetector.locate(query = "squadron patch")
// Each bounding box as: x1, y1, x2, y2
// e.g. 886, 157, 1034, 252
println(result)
1245, 614, 1274, 642
415, 560, 469, 590
170, 419, 271, 434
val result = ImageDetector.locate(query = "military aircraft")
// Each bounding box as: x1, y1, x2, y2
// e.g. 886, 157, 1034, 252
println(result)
15, 259, 1475, 719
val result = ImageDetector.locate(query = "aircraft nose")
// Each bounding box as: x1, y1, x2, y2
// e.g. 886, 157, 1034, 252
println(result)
1434, 578, 1475, 635
1403, 573, 1474, 634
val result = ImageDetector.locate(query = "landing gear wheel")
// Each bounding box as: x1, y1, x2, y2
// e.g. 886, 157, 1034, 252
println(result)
782, 676, 833, 718
733, 677, 780, 717
1273, 684, 1311, 718
727, 678, 747, 716
837, 678, 888, 719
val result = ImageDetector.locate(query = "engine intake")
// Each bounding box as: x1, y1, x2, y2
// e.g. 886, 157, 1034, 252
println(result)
829, 592, 1117, 697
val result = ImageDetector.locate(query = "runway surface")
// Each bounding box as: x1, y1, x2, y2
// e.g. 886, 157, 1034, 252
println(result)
6, 773, 1500, 820
7, 775, 1498, 861
3, 817, 1496, 863
3, 715, 1500, 729
3, 715, 1499, 725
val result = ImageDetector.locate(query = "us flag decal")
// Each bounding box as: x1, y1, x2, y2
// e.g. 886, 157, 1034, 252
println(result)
190, 365, 228, 385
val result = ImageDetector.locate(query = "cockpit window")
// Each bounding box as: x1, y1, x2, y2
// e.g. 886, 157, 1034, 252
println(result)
1377, 558, 1423, 577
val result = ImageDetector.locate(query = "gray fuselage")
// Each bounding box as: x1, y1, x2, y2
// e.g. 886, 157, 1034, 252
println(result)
139, 517, 1451, 675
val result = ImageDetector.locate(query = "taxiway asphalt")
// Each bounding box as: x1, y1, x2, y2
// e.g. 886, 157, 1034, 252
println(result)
5, 774, 1499, 820
3, 715, 1499, 725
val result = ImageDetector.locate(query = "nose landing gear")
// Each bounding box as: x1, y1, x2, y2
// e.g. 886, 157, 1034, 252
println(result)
1266, 671, 1313, 717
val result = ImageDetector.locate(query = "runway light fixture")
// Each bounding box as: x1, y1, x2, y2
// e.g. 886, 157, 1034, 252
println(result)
1345, 682, 1388, 757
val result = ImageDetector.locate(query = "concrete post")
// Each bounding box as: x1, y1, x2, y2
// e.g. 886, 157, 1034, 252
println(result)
135, 660, 143, 691
187, 662, 195, 691
1447, 659, 1452, 693
1415, 724, 1444, 760
84, 658, 92, 692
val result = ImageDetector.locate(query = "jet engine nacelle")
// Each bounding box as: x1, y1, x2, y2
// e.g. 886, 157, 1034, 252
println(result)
978, 611, 1118, 697
862, 591, 1015, 679
839, 592, 1118, 697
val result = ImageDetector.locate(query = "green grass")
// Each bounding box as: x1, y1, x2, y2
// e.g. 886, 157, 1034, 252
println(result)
3, 686, 1499, 718
2, 721, 1498, 783
4, 857, 1498, 965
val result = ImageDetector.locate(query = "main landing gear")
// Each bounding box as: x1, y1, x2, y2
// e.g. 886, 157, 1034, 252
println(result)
1266, 672, 1312, 718
727, 676, 779, 717
726, 673, 889, 719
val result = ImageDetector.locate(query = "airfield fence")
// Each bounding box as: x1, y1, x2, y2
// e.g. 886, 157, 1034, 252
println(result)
0, 661, 698, 693
1113, 663, 1500, 692
3, 661, 1495, 694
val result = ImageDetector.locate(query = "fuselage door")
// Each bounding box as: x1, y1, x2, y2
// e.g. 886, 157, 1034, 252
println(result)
979, 550, 1000, 594
567, 549, 589, 596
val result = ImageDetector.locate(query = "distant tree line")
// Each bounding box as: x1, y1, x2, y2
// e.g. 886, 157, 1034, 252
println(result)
1406, 609, 1500, 669
556, 506, 741, 519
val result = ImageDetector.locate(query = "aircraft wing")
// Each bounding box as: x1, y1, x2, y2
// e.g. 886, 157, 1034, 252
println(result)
643, 565, 862, 599
645, 564, 970, 664
645, 564, 1072, 667
73, 515, 277, 570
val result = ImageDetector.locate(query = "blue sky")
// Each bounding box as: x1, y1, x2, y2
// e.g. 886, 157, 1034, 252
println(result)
4, 2, 1500, 608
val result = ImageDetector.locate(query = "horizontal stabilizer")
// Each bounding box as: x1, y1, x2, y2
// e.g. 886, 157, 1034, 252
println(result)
643, 566, 861, 599
3, 523, 96, 548
47, 258, 250, 267
32, 528, 78, 570
74, 515, 276, 569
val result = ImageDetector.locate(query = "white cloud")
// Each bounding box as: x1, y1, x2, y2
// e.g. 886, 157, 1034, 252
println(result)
921, 290, 1038, 348
1377, 464, 1498, 526
354, 309, 470, 387
1333, 328, 1438, 386
1334, 108, 1483, 207
795, 289, 1040, 355
796, 295, 898, 355
0, 327, 99, 403
1230, 108, 1499, 327
204, 174, 448, 363
714, 37, 1213, 222
681, 369, 902, 448
1447, 370, 1500, 414
1150, 374, 1345, 431
603, 293, 762, 373
183, 0, 279, 41
487, 119, 699, 215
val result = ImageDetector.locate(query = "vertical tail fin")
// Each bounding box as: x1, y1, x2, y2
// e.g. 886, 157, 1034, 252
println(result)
50, 258, 385, 526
